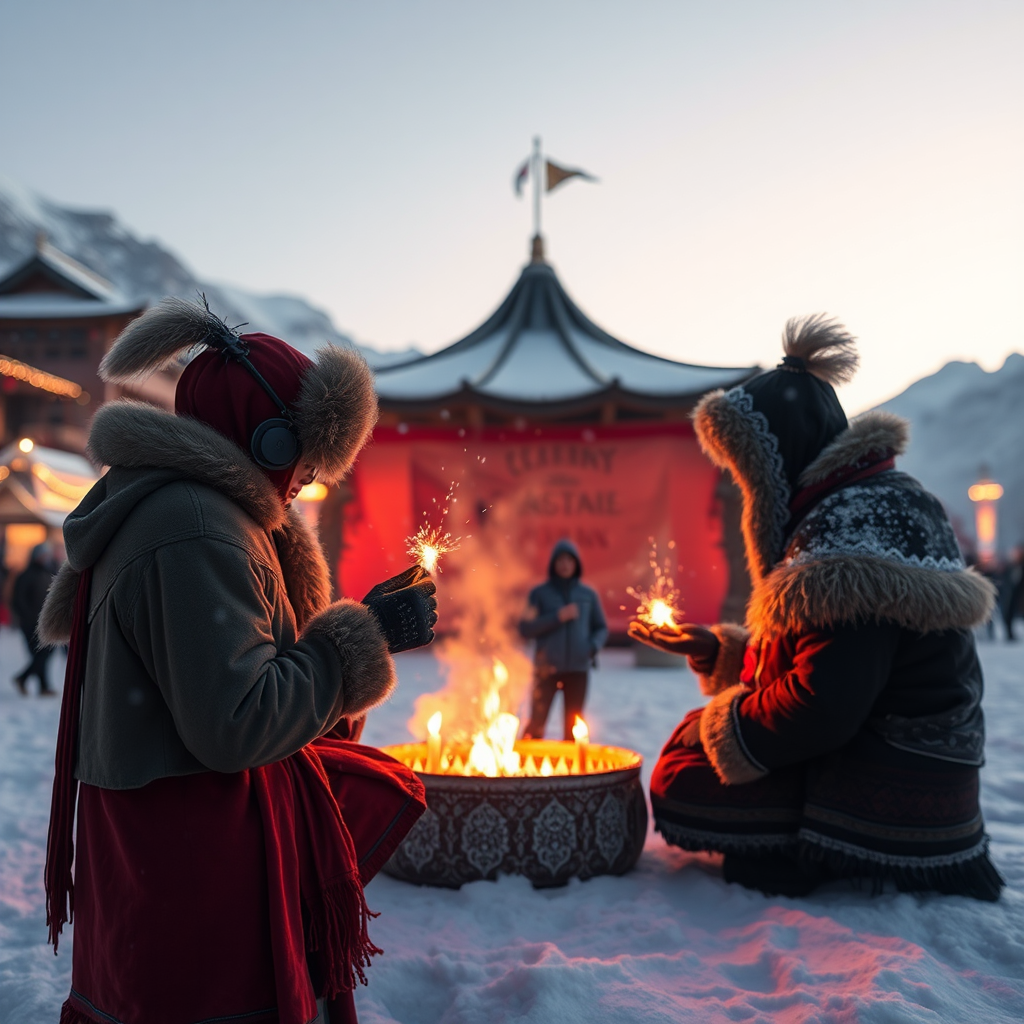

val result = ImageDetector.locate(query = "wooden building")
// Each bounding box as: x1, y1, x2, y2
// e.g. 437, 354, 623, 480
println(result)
338, 241, 757, 632
0, 238, 174, 454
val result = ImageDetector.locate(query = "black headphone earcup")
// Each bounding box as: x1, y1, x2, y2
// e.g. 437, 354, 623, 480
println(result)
251, 418, 300, 470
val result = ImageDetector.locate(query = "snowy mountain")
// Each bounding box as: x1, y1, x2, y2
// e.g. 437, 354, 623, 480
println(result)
878, 353, 1024, 553
0, 176, 418, 369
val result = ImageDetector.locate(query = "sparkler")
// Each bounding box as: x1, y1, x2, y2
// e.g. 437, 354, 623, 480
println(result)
627, 541, 682, 629
405, 479, 461, 572
407, 525, 458, 573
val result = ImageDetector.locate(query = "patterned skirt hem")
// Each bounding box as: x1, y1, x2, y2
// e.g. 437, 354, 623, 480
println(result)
655, 818, 797, 856
799, 830, 1004, 901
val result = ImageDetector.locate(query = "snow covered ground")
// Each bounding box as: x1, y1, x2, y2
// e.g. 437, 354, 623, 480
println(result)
1, 630, 1022, 1023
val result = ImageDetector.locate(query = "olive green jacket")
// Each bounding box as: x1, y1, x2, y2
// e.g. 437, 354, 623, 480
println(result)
39, 401, 395, 790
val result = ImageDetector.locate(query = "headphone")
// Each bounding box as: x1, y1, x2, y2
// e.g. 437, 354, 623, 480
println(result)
216, 333, 302, 471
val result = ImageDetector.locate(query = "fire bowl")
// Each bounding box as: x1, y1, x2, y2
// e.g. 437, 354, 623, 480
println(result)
379, 740, 647, 888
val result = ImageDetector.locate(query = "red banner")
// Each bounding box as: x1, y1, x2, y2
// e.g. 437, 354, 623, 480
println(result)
338, 425, 726, 632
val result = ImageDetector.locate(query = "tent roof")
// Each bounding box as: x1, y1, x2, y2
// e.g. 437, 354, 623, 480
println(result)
374, 258, 756, 411
0, 442, 97, 527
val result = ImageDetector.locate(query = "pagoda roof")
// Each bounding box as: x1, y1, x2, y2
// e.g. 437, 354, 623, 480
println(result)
374, 257, 756, 412
0, 240, 143, 320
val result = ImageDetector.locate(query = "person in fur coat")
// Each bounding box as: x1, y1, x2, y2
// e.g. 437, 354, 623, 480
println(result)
631, 316, 1003, 901
40, 299, 435, 1024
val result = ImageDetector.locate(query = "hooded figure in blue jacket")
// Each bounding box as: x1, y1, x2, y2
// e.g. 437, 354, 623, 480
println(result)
519, 539, 608, 740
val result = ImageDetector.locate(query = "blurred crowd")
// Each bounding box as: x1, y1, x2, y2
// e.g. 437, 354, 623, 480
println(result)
969, 545, 1024, 642
1, 541, 63, 696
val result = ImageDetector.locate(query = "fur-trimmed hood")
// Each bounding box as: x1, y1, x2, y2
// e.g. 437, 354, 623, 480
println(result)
39, 401, 333, 645
99, 297, 377, 483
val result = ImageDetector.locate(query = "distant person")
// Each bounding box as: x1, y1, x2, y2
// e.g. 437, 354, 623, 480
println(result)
519, 539, 608, 740
11, 541, 57, 696
1003, 546, 1024, 641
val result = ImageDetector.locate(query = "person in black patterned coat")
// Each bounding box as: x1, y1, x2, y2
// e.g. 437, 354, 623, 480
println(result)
631, 316, 1003, 900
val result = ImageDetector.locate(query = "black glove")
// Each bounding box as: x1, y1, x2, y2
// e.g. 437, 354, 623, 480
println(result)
362, 565, 438, 653
627, 621, 719, 673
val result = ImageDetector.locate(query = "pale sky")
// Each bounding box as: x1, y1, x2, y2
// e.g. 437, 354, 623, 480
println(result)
2, 0, 1021, 412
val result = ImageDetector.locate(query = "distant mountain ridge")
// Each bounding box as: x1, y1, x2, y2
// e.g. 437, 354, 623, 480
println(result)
0, 176, 418, 368
878, 353, 1024, 553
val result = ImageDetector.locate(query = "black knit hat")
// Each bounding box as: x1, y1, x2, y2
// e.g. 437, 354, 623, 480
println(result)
692, 315, 859, 580
742, 316, 856, 492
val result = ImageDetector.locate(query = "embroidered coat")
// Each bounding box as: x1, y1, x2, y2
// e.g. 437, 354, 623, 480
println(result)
653, 398, 1002, 898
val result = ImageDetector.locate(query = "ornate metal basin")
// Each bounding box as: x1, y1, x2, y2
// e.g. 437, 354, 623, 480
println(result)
379, 739, 647, 888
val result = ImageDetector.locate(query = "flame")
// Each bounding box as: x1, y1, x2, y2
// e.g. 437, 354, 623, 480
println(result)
427, 711, 442, 737
462, 659, 522, 777
572, 716, 589, 743
468, 733, 499, 776
406, 524, 459, 573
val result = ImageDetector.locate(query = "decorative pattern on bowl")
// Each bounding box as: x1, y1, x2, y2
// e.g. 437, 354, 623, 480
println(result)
379, 739, 648, 888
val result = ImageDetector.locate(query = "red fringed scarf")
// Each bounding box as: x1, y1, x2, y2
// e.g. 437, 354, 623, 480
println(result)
46, 571, 386, 1020
45, 566, 92, 950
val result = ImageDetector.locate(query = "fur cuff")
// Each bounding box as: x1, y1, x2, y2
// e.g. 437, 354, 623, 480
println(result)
37, 562, 81, 647
698, 624, 750, 696
700, 684, 766, 785
274, 507, 332, 630
302, 600, 396, 716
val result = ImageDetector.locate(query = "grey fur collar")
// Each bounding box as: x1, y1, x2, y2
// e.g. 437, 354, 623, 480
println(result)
798, 410, 908, 487
88, 401, 286, 530
40, 403, 335, 645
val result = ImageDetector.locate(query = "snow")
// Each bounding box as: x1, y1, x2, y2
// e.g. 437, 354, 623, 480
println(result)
1, 633, 1022, 1023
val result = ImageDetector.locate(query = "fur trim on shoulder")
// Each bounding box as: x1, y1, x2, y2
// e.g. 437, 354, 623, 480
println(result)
748, 557, 997, 640
275, 507, 332, 630
699, 624, 750, 696
700, 684, 766, 785
782, 315, 859, 386
88, 401, 285, 531
302, 600, 396, 716
37, 562, 81, 647
99, 297, 235, 384
693, 389, 781, 582
293, 346, 378, 484
799, 411, 909, 488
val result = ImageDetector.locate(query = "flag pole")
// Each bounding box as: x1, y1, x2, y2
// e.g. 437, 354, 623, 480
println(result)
532, 135, 543, 262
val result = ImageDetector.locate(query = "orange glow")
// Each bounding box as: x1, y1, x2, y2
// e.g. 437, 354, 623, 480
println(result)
968, 482, 1003, 502
297, 481, 329, 502
0, 356, 82, 399
31, 463, 91, 500
18, 438, 34, 453
427, 711, 442, 737
976, 503, 997, 547
572, 716, 589, 744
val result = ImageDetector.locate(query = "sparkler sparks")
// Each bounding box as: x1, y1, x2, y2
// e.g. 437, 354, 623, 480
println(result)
405, 479, 461, 572
627, 541, 682, 629
407, 525, 458, 573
